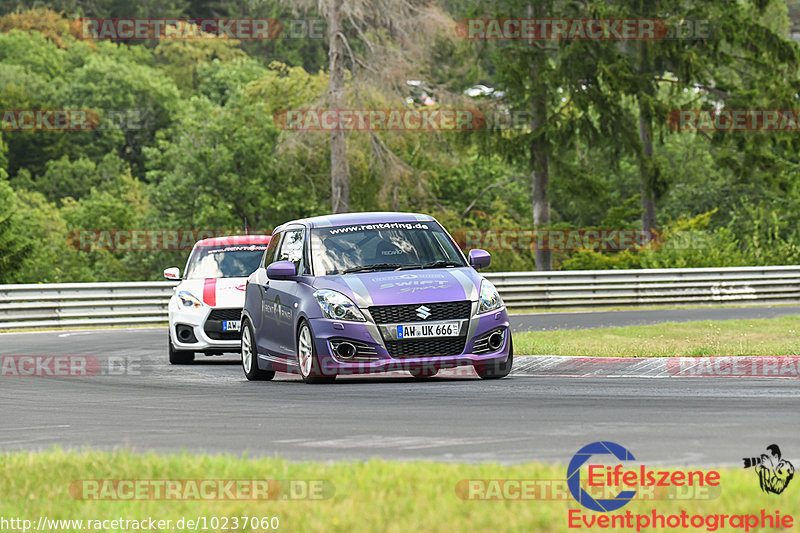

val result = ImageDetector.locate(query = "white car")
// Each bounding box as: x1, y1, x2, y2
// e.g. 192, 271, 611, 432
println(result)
164, 235, 271, 364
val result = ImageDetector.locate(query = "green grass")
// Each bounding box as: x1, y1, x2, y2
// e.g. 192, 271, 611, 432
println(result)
512, 316, 800, 357
508, 302, 800, 314
0, 450, 794, 532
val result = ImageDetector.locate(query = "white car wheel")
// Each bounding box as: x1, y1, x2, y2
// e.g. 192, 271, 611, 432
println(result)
242, 325, 253, 374
298, 323, 313, 377
241, 318, 275, 381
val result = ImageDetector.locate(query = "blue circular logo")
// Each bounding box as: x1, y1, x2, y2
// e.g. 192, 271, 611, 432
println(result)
567, 441, 637, 512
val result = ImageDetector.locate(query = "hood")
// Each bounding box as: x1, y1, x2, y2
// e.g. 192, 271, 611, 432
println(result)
177, 277, 248, 308
312, 268, 481, 308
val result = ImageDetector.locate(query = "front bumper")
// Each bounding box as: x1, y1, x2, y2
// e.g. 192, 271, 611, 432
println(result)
169, 305, 242, 353
307, 307, 510, 375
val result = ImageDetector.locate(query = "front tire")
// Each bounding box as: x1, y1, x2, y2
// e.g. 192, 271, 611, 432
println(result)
297, 321, 335, 384
475, 337, 513, 380
242, 318, 275, 381
168, 333, 194, 365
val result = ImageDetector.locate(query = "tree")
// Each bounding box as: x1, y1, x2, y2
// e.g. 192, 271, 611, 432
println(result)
326, 0, 349, 212
280, 0, 452, 213
0, 179, 32, 283
472, 0, 571, 270
145, 77, 321, 233
563, 0, 798, 232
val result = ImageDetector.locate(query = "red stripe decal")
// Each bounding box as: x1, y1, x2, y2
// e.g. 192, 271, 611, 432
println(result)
203, 279, 217, 306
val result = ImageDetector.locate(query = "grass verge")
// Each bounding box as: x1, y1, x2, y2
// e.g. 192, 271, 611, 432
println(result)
508, 302, 800, 314
512, 316, 800, 357
0, 450, 794, 533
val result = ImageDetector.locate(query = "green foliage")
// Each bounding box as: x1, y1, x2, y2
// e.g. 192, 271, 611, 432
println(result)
154, 39, 248, 93
2, 3, 800, 282
60, 51, 183, 174
12, 188, 93, 283
244, 61, 328, 113
560, 210, 783, 270
0, 179, 33, 283
10, 153, 127, 202
144, 93, 313, 233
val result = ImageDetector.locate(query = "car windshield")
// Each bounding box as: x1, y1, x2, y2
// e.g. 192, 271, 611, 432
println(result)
310, 221, 466, 276
184, 245, 267, 279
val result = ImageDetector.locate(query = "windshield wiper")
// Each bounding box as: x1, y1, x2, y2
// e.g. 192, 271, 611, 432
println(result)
341, 263, 407, 274
419, 260, 464, 269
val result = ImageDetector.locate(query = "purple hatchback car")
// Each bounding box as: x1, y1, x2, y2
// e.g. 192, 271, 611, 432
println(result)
240, 212, 512, 384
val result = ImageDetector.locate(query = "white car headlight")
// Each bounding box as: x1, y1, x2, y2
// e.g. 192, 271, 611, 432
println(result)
178, 290, 203, 309
477, 280, 503, 314
314, 289, 366, 322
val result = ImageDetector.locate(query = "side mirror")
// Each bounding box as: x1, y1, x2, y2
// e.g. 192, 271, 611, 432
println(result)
164, 267, 180, 280
468, 249, 491, 270
267, 260, 297, 280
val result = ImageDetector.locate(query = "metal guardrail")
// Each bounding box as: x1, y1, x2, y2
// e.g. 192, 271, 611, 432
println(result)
487, 265, 800, 309
0, 266, 798, 329
0, 281, 178, 330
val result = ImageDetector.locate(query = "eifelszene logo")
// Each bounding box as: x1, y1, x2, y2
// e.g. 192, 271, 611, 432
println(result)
742, 444, 794, 494
567, 441, 720, 512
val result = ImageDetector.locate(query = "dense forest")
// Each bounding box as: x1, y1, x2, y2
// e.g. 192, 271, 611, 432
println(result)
1, 0, 800, 282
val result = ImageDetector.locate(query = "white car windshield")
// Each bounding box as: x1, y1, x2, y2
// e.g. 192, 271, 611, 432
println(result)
184, 245, 266, 279
310, 222, 465, 275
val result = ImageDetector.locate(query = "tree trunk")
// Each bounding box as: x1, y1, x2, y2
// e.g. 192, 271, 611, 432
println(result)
637, 39, 656, 231
638, 107, 657, 231
530, 57, 551, 271
327, 0, 349, 213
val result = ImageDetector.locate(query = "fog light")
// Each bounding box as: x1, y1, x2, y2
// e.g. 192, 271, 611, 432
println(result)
488, 330, 504, 351
334, 342, 357, 360
176, 324, 197, 344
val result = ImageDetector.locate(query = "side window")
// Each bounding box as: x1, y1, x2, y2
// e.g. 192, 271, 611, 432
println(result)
263, 232, 282, 267
277, 229, 305, 273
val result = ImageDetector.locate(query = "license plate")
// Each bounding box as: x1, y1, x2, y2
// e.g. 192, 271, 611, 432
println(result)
223, 320, 241, 332
396, 322, 460, 339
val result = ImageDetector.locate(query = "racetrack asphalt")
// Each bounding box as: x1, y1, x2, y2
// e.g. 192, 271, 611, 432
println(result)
1, 306, 798, 465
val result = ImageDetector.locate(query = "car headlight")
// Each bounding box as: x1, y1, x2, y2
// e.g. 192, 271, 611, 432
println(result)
178, 291, 203, 309
477, 280, 503, 314
314, 289, 366, 321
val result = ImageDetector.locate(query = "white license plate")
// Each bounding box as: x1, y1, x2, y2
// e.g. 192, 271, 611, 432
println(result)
223, 320, 241, 332
396, 322, 460, 339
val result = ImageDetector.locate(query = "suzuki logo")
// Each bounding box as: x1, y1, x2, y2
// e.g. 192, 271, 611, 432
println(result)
415, 305, 432, 319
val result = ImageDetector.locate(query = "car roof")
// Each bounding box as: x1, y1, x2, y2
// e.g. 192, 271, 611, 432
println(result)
274, 212, 435, 232
195, 235, 271, 247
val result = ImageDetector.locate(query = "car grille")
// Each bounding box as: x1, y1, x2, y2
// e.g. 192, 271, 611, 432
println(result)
204, 308, 242, 341
384, 337, 466, 358
207, 308, 242, 321
369, 301, 471, 324
205, 331, 241, 341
